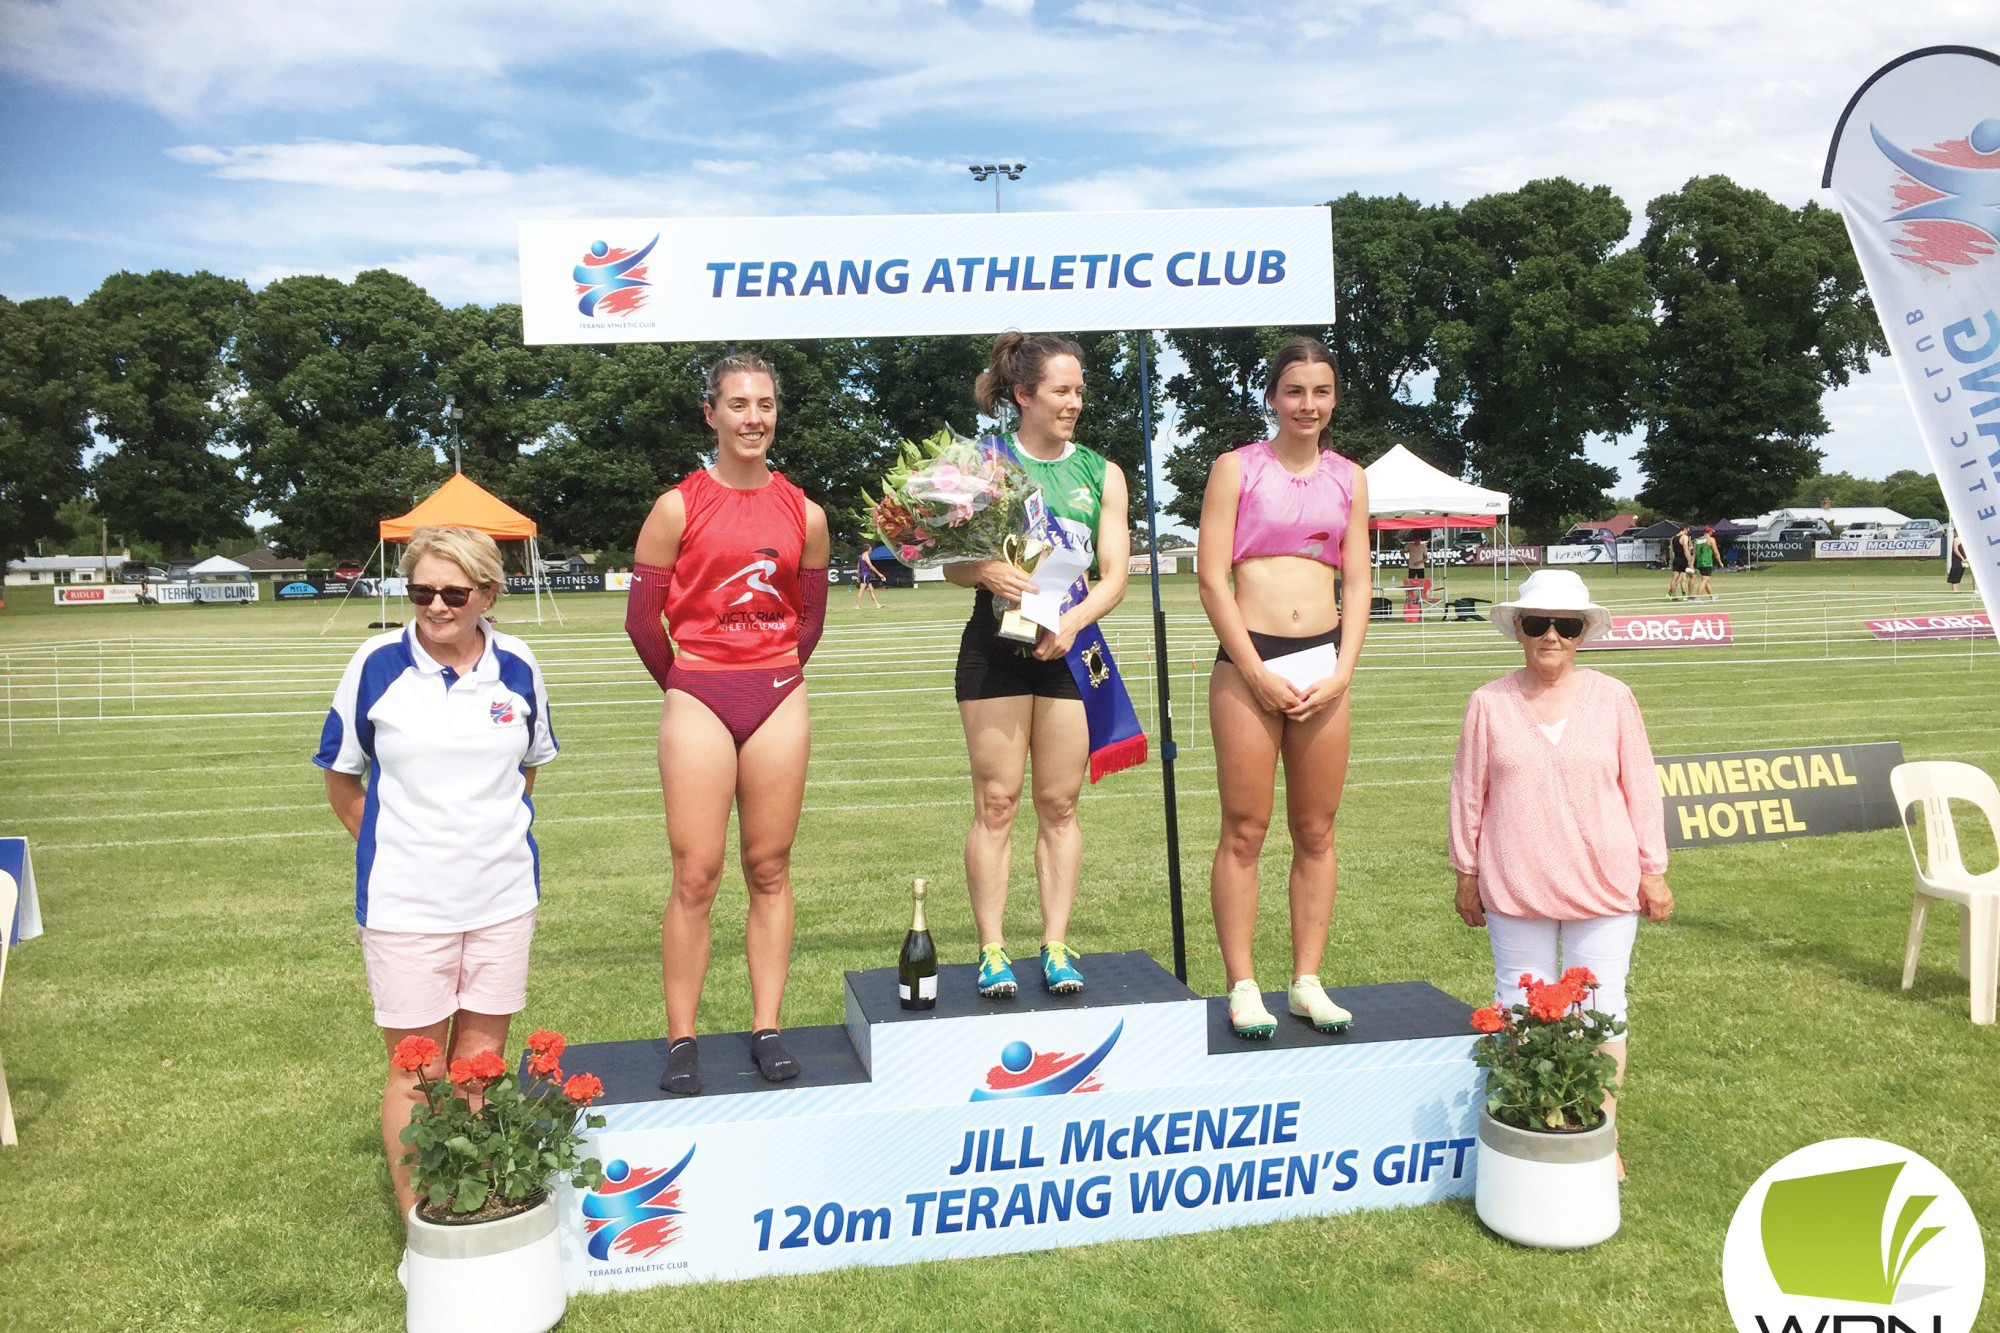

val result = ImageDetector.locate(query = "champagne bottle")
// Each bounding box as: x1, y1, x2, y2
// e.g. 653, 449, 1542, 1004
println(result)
897, 876, 938, 1010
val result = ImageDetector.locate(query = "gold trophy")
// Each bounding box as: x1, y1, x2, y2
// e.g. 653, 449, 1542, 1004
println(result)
994, 533, 1050, 643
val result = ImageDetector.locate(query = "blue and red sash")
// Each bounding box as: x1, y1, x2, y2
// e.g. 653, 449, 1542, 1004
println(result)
990, 436, 1148, 783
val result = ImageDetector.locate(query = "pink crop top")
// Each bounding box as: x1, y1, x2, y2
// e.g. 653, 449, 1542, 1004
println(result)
1229, 439, 1356, 567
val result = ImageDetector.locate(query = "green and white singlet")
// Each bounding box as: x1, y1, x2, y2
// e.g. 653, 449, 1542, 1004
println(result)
1009, 433, 1108, 571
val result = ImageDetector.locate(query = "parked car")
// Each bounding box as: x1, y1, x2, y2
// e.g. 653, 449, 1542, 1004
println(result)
1898, 518, 1943, 539
332, 561, 366, 581
119, 562, 169, 583
1840, 521, 1891, 540
534, 552, 577, 576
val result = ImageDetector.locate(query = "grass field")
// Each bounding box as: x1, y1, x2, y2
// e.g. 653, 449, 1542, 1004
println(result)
1, 559, 1996, 1332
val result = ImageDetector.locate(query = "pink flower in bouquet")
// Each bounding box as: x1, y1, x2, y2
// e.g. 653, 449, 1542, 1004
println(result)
899, 544, 925, 563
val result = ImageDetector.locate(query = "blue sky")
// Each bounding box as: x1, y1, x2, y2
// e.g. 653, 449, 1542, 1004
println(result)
3, 0, 1996, 490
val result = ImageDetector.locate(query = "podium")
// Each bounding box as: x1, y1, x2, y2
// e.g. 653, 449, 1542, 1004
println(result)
556, 952, 1481, 1291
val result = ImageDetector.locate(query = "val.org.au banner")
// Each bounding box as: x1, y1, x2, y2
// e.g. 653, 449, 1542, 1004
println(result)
1824, 46, 2000, 629
518, 208, 1334, 344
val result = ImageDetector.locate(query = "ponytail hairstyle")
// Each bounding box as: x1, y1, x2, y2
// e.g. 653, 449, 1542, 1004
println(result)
975, 330, 1085, 418
1262, 336, 1340, 447
704, 351, 781, 404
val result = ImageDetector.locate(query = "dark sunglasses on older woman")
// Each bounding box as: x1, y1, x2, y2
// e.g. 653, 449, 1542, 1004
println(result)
1519, 614, 1586, 640
408, 583, 478, 608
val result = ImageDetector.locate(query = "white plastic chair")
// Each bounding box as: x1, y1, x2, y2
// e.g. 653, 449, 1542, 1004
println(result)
1890, 761, 2000, 1026
0, 869, 16, 1144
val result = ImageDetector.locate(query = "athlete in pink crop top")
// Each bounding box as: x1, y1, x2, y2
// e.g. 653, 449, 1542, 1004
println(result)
1229, 438, 1355, 566
1194, 338, 1371, 1042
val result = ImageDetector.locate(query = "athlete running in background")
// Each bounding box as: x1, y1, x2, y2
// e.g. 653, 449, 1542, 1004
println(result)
625, 353, 830, 1096
854, 546, 883, 609
1692, 526, 1719, 600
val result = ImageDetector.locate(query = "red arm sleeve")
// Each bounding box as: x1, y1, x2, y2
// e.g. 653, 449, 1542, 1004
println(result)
795, 568, 828, 665
625, 562, 675, 690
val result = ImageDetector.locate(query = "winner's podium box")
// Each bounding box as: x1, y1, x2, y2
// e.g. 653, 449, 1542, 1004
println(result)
557, 953, 1481, 1291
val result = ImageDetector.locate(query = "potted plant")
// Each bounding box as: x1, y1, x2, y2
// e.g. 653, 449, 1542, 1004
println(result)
394, 1029, 607, 1333
1468, 969, 1625, 1249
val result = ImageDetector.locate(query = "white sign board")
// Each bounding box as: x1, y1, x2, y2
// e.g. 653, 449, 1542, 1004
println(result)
519, 208, 1334, 344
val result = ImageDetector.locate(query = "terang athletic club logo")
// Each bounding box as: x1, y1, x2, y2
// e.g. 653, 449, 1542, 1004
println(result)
574, 234, 658, 317
581, 1145, 695, 1261
488, 699, 516, 725
1873, 118, 2000, 273
970, 1021, 1122, 1101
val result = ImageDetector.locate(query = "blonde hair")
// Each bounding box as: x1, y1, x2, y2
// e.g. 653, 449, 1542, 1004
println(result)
399, 526, 505, 589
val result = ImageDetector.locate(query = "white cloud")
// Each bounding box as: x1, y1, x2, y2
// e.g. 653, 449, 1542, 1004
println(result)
168, 141, 511, 194
1069, 2, 1228, 35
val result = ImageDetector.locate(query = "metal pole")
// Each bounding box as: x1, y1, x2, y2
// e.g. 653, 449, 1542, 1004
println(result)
1137, 333, 1188, 983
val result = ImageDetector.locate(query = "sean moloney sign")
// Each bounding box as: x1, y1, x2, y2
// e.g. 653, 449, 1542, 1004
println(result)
518, 208, 1335, 343
1654, 742, 1904, 849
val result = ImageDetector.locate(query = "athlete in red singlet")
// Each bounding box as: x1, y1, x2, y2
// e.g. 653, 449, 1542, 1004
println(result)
624, 353, 830, 1095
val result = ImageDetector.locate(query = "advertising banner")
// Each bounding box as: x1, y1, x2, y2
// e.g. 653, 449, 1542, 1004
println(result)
555, 956, 1480, 1292
1654, 742, 1905, 848
1546, 542, 1649, 565
506, 573, 606, 594
53, 585, 141, 604
519, 208, 1335, 344
1864, 610, 1994, 640
1814, 535, 1946, 558
274, 580, 324, 600
1825, 47, 2000, 629
1464, 546, 1543, 566
1579, 613, 1733, 650
605, 571, 633, 592
1739, 539, 1814, 563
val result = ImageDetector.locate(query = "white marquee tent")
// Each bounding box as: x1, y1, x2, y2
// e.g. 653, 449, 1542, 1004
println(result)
1361, 444, 1516, 602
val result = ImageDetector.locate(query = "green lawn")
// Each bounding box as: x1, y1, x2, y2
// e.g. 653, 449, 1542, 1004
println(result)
1, 560, 1995, 1332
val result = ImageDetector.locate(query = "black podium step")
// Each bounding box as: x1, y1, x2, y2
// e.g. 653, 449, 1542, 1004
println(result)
845, 948, 1198, 1024
1203, 981, 1475, 1054
570, 1024, 870, 1106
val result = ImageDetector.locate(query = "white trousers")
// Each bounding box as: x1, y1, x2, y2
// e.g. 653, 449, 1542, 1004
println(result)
1485, 911, 1639, 1028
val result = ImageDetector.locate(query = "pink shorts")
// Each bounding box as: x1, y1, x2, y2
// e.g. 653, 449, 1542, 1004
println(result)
359, 909, 537, 1030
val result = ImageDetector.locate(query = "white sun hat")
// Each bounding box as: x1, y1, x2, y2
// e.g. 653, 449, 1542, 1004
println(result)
1490, 569, 1613, 643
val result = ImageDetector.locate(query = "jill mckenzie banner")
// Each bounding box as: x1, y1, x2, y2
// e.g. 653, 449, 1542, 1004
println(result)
517, 207, 1336, 344
1824, 47, 2000, 630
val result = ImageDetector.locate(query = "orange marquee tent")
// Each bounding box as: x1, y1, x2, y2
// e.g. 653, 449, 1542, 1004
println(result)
379, 473, 538, 542
333, 472, 557, 629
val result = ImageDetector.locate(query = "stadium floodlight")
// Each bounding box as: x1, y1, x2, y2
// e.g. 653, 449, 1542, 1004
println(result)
967, 160, 1026, 212
444, 396, 465, 473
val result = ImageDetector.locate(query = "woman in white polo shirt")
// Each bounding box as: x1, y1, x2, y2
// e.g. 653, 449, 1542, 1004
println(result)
316, 524, 558, 1227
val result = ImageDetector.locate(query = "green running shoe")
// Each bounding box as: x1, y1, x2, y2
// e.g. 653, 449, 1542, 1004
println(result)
977, 943, 1017, 998
1041, 941, 1084, 994
1288, 975, 1353, 1032
1227, 979, 1277, 1040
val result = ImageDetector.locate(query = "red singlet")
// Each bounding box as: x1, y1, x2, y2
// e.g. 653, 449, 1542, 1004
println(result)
666, 469, 808, 668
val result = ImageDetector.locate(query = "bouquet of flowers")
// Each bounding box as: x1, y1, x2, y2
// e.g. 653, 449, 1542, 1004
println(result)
392, 1028, 607, 1222
867, 429, 1038, 568
1468, 969, 1626, 1131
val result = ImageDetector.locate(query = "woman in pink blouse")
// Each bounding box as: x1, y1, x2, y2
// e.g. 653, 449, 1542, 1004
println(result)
1449, 570, 1673, 1169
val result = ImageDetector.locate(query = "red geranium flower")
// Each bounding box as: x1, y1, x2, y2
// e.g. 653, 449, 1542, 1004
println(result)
1469, 1005, 1507, 1034
526, 1030, 565, 1057
562, 1073, 604, 1104
528, 1049, 563, 1078
449, 1057, 477, 1086
1525, 980, 1580, 1023
1517, 972, 1538, 991
391, 1035, 442, 1072
1561, 966, 1599, 992
468, 1049, 508, 1081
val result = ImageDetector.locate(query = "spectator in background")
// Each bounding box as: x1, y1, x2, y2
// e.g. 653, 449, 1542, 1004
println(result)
855, 546, 883, 609
1948, 531, 1968, 593
1403, 532, 1429, 585
1692, 527, 1720, 600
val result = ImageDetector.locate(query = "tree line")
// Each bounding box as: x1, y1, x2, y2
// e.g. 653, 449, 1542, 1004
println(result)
1, 173, 1889, 560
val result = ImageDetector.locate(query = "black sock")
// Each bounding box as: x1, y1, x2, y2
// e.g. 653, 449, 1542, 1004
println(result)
660, 1036, 700, 1095
750, 1029, 800, 1083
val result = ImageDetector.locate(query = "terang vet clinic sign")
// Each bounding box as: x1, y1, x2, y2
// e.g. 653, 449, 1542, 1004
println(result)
1653, 742, 1905, 849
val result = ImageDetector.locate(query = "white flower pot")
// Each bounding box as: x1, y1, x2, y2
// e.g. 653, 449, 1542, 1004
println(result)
404, 1196, 565, 1333
1473, 1109, 1619, 1249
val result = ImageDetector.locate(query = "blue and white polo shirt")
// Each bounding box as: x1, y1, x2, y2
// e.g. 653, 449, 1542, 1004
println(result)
314, 625, 559, 933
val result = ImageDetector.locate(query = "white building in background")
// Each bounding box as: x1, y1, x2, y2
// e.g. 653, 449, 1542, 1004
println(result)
3, 555, 120, 587
1741, 506, 1911, 532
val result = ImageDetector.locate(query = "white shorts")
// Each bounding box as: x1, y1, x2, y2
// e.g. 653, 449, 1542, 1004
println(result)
1484, 911, 1639, 1028
359, 908, 537, 1031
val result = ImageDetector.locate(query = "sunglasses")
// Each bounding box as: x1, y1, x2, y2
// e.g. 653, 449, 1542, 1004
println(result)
408, 583, 479, 608
1519, 614, 1586, 640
